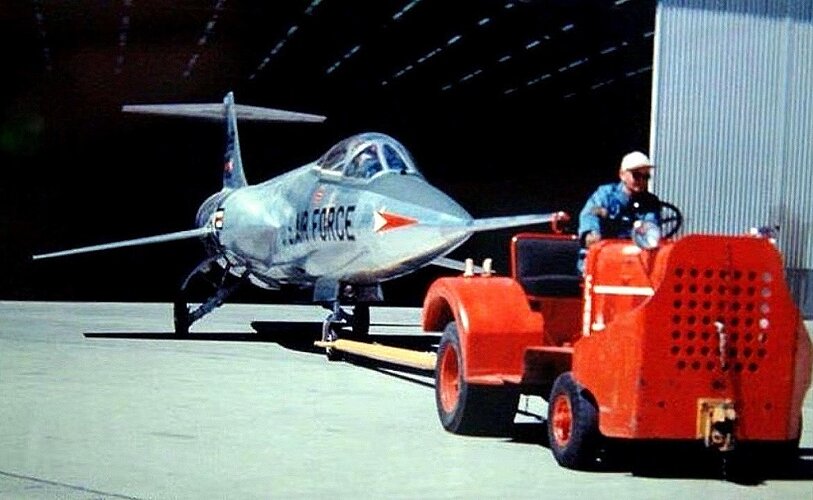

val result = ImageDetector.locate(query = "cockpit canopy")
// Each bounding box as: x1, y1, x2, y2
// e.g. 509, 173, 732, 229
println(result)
315, 132, 421, 180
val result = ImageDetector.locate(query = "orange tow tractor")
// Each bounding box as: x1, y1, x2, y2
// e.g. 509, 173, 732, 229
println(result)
423, 211, 812, 469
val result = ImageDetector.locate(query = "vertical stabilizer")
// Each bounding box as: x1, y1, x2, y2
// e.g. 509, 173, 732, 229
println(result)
122, 92, 325, 190
223, 92, 248, 189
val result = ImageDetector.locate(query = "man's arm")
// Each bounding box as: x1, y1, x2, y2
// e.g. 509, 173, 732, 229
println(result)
578, 186, 610, 247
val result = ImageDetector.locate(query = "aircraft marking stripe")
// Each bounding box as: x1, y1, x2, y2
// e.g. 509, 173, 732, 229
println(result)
592, 285, 654, 296
374, 211, 418, 233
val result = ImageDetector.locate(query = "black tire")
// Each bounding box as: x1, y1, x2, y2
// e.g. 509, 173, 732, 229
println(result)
173, 299, 189, 335
547, 372, 600, 469
325, 344, 343, 362
435, 322, 519, 437
349, 304, 370, 340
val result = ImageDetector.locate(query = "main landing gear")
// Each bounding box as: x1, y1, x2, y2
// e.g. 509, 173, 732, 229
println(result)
173, 258, 245, 335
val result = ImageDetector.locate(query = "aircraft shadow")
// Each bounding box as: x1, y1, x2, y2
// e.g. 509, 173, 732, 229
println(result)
85, 320, 438, 358
84, 322, 321, 352
85, 322, 440, 391
84, 331, 267, 341
250, 320, 439, 354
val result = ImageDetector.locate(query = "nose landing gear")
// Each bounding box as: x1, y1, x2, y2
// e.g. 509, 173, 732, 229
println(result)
321, 302, 371, 360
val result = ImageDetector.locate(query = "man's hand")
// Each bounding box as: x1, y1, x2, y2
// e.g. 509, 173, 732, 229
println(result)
591, 207, 608, 218
585, 231, 601, 247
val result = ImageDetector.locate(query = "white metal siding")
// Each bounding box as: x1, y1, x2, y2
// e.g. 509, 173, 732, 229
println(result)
651, 0, 813, 314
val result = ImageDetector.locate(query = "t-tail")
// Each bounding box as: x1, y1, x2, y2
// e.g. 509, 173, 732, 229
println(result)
33, 92, 326, 260
122, 91, 326, 191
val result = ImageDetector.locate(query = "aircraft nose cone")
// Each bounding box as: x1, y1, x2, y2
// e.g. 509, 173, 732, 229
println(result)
371, 174, 471, 224
407, 180, 471, 222
372, 179, 473, 245
363, 175, 474, 277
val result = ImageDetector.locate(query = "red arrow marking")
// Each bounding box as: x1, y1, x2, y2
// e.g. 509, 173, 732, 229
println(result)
374, 210, 418, 232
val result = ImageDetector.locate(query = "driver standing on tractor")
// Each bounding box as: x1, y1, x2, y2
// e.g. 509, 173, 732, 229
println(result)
577, 151, 661, 273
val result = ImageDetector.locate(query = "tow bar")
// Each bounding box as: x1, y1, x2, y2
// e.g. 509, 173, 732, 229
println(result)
315, 339, 437, 371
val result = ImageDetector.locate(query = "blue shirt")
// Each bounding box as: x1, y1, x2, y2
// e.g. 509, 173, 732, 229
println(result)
576, 182, 661, 272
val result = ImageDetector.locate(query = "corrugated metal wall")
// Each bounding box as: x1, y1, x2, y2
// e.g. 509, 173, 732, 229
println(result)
650, 0, 813, 316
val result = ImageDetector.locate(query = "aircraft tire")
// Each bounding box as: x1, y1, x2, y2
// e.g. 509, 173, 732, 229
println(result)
350, 304, 370, 340
325, 347, 343, 362
435, 322, 518, 436
173, 299, 190, 335
547, 371, 600, 470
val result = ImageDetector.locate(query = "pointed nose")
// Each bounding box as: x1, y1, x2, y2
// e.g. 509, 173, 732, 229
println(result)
401, 179, 472, 222
363, 175, 474, 276
371, 174, 472, 224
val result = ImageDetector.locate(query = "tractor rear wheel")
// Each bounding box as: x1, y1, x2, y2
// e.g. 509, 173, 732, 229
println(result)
547, 371, 600, 469
435, 322, 518, 436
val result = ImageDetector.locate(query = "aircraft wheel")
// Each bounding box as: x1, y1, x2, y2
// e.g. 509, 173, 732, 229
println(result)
350, 304, 370, 340
547, 371, 600, 469
173, 299, 190, 335
435, 322, 518, 436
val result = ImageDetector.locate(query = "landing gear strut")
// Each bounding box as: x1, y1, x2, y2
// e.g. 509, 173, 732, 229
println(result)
174, 258, 244, 334
321, 302, 371, 360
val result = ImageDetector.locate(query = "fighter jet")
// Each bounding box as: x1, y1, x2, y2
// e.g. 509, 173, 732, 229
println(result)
34, 92, 561, 341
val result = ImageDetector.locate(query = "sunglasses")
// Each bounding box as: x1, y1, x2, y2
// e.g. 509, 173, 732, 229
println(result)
631, 171, 651, 181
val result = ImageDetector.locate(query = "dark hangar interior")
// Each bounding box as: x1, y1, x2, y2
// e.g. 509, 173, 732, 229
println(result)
2, 0, 656, 304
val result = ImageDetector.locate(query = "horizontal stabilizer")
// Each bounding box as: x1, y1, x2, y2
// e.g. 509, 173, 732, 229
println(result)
468, 212, 559, 233
33, 227, 214, 260
122, 103, 326, 123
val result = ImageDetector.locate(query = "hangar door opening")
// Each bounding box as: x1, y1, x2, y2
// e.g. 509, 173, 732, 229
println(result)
320, 1, 661, 304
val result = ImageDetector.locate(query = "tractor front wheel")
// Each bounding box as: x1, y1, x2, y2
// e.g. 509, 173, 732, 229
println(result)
547, 371, 600, 469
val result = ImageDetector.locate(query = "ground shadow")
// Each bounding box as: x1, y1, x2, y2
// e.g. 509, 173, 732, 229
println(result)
343, 356, 436, 388
84, 321, 325, 353
509, 420, 813, 483
509, 421, 548, 446
617, 443, 813, 484
85, 320, 438, 357
83, 325, 813, 485
84, 331, 273, 341
251, 320, 439, 354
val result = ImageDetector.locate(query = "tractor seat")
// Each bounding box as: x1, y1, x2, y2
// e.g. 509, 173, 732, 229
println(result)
514, 236, 582, 298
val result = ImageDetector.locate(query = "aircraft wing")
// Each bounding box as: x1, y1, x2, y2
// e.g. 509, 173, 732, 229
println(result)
431, 257, 483, 273
32, 227, 214, 260
466, 212, 561, 233
122, 103, 326, 123
430, 212, 567, 272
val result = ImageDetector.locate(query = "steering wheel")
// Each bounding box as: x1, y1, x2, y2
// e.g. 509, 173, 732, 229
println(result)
660, 201, 683, 239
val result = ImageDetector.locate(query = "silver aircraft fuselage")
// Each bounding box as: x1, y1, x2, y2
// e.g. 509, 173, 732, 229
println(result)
197, 142, 472, 290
